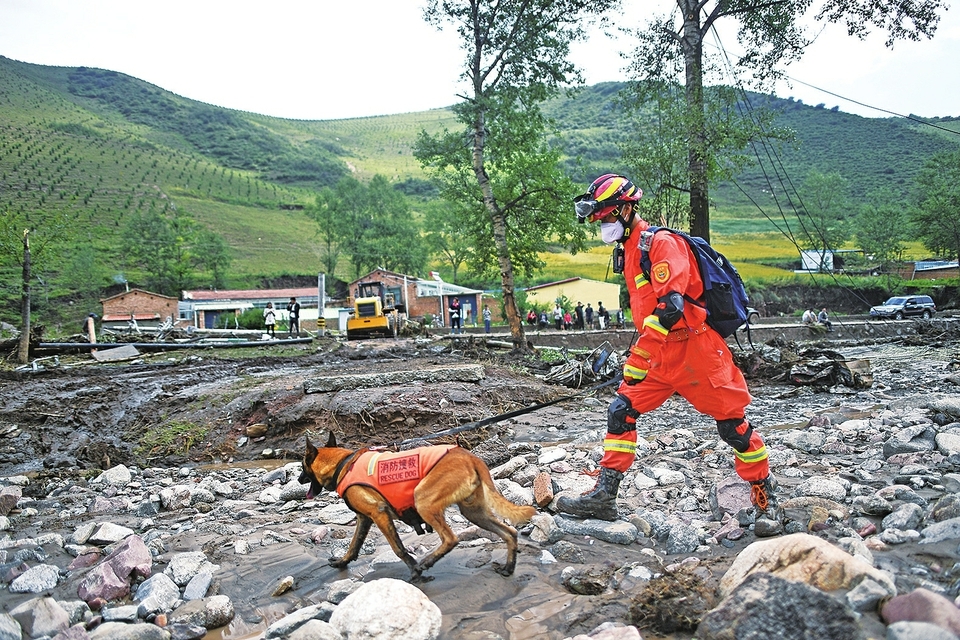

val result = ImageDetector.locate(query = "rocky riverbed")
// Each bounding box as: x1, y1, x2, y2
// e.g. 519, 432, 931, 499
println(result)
2, 331, 960, 640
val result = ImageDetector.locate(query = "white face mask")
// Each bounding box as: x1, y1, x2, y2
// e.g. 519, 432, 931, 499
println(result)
600, 220, 625, 244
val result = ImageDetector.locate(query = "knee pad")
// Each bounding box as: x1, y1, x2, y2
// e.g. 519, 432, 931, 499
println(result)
717, 418, 752, 453
608, 394, 640, 435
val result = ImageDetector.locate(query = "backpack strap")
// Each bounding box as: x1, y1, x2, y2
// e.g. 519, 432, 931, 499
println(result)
638, 226, 706, 311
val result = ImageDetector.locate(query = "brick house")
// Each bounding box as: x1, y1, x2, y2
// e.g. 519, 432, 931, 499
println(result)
181, 287, 320, 330
897, 260, 960, 280
99, 288, 179, 330
348, 269, 484, 327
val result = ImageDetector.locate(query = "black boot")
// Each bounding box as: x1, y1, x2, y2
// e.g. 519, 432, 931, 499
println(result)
556, 467, 623, 521
750, 475, 782, 522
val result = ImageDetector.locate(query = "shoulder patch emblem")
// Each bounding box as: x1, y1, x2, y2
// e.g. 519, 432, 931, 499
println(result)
652, 261, 670, 284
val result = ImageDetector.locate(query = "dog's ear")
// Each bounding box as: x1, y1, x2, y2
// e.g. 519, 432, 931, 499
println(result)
325, 431, 337, 448
305, 438, 317, 458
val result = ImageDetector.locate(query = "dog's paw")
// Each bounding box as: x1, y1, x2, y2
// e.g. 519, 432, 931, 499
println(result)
411, 573, 434, 584
328, 558, 349, 570
493, 562, 515, 577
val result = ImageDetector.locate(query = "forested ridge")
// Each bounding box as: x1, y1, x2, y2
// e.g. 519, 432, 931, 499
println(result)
1, 55, 958, 326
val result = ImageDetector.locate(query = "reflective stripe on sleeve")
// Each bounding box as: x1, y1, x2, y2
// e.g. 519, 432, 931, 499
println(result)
623, 364, 647, 380
642, 315, 668, 336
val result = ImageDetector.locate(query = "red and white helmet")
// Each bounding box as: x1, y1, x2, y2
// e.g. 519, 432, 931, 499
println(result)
573, 174, 642, 223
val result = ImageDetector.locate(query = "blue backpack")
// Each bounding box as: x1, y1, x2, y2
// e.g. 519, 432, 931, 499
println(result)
639, 227, 750, 338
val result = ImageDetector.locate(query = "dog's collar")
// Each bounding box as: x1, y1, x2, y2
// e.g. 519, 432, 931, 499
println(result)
324, 449, 365, 493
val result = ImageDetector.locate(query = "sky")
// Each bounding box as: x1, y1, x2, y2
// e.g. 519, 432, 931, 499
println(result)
0, 0, 957, 122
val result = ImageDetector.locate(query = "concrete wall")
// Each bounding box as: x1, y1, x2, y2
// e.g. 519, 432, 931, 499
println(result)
515, 316, 949, 351
525, 279, 622, 314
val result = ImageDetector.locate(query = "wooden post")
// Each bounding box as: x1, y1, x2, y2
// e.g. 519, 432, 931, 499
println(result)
17, 230, 31, 365
86, 315, 97, 353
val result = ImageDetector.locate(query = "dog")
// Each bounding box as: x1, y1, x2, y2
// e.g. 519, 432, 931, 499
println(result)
299, 432, 536, 581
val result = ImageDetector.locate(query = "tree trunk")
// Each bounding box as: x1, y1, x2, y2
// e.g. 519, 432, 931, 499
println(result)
18, 230, 31, 365
681, 4, 710, 242
471, 110, 528, 351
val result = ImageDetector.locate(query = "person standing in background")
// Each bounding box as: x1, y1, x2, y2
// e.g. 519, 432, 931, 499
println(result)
482, 304, 492, 333
449, 297, 462, 334
263, 303, 277, 338
287, 297, 301, 336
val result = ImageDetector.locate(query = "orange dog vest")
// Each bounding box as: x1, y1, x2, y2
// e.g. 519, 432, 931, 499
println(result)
336, 445, 456, 516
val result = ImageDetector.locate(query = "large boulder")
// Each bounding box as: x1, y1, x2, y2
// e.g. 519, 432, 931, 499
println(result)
719, 532, 895, 598
699, 572, 866, 640
329, 578, 441, 640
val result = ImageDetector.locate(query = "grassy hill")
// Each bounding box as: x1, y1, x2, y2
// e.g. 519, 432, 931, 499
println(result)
1, 56, 958, 329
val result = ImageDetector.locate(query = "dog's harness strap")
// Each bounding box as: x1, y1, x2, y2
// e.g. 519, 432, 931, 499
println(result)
325, 449, 365, 492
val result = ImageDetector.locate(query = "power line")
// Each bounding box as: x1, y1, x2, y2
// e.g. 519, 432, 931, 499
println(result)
783, 76, 960, 137
706, 26, 878, 309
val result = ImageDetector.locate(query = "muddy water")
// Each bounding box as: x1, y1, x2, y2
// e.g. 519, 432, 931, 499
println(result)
204, 528, 671, 640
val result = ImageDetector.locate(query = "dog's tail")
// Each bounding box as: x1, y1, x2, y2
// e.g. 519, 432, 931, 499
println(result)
482, 479, 537, 526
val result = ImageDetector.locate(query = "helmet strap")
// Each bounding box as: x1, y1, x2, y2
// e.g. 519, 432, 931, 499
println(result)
618, 204, 635, 238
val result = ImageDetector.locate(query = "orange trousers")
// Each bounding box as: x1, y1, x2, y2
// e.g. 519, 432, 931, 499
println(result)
600, 329, 769, 482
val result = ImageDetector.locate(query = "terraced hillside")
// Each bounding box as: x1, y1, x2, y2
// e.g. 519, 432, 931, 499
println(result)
1, 56, 958, 330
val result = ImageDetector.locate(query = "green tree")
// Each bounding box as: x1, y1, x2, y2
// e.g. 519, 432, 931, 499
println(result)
418, 0, 614, 349
423, 199, 471, 284
0, 207, 75, 361
337, 175, 425, 279
796, 170, 852, 255
912, 149, 960, 261
307, 177, 364, 278
194, 229, 232, 289
627, 0, 947, 242
60, 243, 110, 312
619, 81, 788, 231
855, 188, 910, 267
363, 175, 427, 276
123, 209, 199, 296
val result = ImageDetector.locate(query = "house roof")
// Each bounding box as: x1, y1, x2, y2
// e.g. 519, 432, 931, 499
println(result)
100, 288, 177, 303
915, 261, 959, 271
348, 268, 416, 287
182, 287, 318, 302
524, 277, 584, 292
350, 269, 484, 296
415, 281, 484, 296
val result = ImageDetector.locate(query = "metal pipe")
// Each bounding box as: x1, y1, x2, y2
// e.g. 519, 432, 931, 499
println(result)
36, 337, 315, 351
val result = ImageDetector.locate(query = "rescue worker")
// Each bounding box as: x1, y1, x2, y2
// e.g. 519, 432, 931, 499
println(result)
557, 174, 779, 522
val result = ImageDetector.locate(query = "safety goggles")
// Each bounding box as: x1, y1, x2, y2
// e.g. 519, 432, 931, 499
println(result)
573, 195, 633, 223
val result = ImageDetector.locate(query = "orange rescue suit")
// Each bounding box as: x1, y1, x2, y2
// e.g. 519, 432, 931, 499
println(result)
336, 445, 457, 517
602, 221, 769, 482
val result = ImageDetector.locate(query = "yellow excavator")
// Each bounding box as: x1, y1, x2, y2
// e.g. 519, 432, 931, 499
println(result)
345, 281, 405, 340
